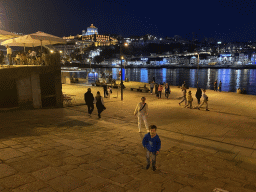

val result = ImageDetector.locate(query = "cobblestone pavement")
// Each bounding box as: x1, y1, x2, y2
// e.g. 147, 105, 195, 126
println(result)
0, 81, 256, 192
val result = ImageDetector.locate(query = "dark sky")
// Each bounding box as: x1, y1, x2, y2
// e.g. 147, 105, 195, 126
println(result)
1, 0, 256, 42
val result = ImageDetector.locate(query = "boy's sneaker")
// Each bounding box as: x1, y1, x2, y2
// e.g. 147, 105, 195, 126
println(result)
198, 108, 200, 110
152, 166, 156, 171
146, 164, 150, 170
206, 109, 209, 111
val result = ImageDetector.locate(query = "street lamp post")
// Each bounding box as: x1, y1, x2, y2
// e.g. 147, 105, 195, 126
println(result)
120, 42, 128, 101
196, 52, 200, 88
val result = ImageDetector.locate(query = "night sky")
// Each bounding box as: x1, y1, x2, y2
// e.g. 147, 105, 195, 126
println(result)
1, 0, 256, 42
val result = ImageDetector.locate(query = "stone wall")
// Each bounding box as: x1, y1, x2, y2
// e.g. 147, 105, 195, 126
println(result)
0, 66, 62, 109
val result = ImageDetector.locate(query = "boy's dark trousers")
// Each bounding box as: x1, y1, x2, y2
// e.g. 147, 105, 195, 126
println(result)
197, 97, 201, 104
87, 104, 94, 114
146, 150, 156, 167
150, 87, 153, 94
158, 91, 162, 98
165, 92, 169, 98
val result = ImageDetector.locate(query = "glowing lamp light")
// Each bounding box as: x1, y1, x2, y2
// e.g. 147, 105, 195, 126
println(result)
50, 50, 54, 53
59, 50, 63, 54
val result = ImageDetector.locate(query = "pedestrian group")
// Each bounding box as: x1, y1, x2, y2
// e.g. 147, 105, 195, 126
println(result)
82, 78, 227, 171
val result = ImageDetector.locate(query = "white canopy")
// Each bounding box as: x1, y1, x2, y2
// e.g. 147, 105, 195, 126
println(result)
1, 31, 66, 51
0, 29, 20, 41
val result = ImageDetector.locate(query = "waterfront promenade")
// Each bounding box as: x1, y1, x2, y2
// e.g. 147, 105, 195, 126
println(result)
0, 80, 256, 191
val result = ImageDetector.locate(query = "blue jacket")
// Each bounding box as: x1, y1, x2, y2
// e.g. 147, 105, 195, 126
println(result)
142, 133, 161, 152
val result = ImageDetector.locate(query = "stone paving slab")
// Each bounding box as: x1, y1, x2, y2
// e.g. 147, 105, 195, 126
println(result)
0, 148, 24, 160
0, 164, 17, 179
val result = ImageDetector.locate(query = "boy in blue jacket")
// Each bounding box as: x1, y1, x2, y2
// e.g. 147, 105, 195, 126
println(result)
142, 125, 161, 171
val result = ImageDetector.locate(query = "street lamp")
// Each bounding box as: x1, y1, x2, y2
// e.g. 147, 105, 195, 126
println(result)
196, 52, 200, 88
120, 42, 128, 101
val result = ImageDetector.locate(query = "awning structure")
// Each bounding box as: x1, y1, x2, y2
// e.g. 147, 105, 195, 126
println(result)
1, 31, 66, 51
0, 29, 20, 41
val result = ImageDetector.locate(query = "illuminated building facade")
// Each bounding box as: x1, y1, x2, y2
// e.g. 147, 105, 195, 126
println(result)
82, 24, 98, 36
82, 34, 117, 46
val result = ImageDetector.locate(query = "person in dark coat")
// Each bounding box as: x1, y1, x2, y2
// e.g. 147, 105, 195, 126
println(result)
155, 84, 159, 97
103, 83, 108, 98
214, 80, 217, 91
95, 91, 106, 118
196, 87, 202, 104
165, 83, 170, 99
218, 81, 222, 92
84, 88, 94, 116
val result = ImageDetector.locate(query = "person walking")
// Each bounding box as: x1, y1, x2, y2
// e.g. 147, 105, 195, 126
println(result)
196, 87, 202, 104
218, 81, 222, 92
155, 84, 159, 97
6, 45, 12, 65
197, 89, 209, 111
185, 90, 193, 109
214, 80, 217, 91
181, 81, 186, 89
179, 87, 187, 106
150, 81, 154, 95
165, 83, 170, 99
158, 84, 163, 99
95, 91, 106, 118
103, 83, 108, 98
84, 88, 94, 116
142, 125, 161, 171
134, 97, 149, 133
108, 86, 112, 98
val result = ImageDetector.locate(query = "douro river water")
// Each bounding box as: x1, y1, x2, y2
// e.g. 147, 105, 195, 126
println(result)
65, 67, 256, 96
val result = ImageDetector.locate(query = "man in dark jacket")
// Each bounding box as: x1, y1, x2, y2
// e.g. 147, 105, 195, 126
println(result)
84, 88, 94, 116
103, 83, 108, 98
196, 87, 202, 104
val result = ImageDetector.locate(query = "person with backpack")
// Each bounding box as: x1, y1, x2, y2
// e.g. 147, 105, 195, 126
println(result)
134, 97, 149, 133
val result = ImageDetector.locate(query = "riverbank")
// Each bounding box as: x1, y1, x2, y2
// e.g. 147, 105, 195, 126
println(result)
62, 63, 256, 69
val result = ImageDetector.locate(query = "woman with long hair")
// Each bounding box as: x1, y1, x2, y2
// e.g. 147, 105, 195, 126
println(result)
94, 91, 106, 118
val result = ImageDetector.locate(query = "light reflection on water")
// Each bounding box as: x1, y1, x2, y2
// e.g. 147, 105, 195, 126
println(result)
67, 68, 256, 95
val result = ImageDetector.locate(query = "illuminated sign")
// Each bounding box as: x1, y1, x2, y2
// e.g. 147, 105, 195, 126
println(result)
141, 58, 148, 61
217, 42, 222, 44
